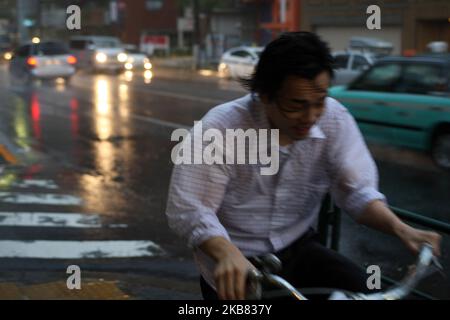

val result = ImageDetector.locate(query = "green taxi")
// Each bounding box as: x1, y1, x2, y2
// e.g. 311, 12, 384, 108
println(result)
329, 55, 450, 169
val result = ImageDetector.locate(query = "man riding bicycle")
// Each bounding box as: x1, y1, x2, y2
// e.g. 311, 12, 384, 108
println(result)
166, 32, 441, 300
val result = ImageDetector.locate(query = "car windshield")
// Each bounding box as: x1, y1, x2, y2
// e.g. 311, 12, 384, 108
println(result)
33, 42, 69, 56
95, 40, 120, 48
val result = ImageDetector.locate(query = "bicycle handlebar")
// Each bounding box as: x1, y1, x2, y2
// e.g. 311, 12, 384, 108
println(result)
346, 243, 442, 300
246, 243, 443, 300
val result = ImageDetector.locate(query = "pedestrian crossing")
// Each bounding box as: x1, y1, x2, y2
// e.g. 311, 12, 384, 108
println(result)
0, 212, 102, 228
0, 240, 164, 259
0, 176, 165, 259
0, 192, 83, 205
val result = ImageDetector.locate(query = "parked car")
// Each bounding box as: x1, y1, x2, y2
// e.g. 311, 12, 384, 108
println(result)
122, 44, 152, 71
332, 51, 377, 85
329, 55, 450, 169
68, 35, 127, 73
9, 40, 76, 82
348, 36, 393, 56
218, 46, 264, 79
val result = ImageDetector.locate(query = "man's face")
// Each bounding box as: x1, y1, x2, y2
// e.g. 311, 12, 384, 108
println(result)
263, 72, 330, 141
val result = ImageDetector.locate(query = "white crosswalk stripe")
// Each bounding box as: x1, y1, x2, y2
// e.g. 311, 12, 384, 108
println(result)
12, 179, 58, 189
0, 212, 129, 228
0, 178, 165, 258
0, 240, 164, 259
0, 212, 102, 228
0, 192, 83, 205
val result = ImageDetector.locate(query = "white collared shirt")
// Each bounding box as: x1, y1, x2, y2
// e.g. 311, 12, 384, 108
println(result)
166, 93, 386, 288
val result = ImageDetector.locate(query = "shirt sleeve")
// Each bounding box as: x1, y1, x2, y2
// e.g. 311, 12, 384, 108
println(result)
165, 121, 231, 248
328, 106, 387, 220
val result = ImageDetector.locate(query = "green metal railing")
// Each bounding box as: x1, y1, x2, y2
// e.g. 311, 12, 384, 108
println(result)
318, 194, 450, 300
390, 206, 450, 235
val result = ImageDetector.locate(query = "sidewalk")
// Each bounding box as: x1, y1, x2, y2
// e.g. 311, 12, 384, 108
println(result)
0, 271, 202, 300
0, 280, 130, 300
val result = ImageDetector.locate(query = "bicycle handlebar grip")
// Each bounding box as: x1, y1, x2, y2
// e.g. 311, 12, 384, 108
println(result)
260, 254, 282, 273
245, 268, 263, 300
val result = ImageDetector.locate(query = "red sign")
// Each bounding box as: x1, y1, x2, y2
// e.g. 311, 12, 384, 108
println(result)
142, 35, 169, 49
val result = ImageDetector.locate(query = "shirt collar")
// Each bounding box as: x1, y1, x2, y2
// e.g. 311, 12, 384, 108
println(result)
308, 124, 326, 139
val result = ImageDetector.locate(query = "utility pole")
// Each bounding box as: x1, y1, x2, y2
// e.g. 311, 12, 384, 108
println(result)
17, 0, 28, 43
192, 0, 200, 70
35, 0, 41, 38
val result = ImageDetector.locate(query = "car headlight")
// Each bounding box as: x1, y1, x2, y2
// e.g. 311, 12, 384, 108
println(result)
3, 52, 12, 60
117, 53, 128, 63
144, 62, 152, 70
125, 62, 133, 70
218, 63, 227, 71
96, 52, 107, 63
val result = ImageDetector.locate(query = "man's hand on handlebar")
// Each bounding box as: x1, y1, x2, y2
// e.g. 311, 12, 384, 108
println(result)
213, 248, 255, 300
395, 224, 442, 256
199, 236, 256, 300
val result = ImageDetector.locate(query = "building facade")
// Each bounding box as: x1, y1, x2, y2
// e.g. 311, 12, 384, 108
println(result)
300, 0, 450, 55
119, 0, 179, 48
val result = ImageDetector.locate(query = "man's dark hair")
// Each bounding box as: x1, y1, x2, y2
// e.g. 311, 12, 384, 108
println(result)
241, 32, 334, 101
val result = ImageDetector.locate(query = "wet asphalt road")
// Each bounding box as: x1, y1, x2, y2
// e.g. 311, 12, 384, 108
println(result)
0, 64, 448, 299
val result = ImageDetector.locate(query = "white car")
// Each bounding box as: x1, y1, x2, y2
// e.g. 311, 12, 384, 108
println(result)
122, 45, 152, 71
218, 46, 264, 79
331, 51, 377, 85
9, 40, 76, 82
69, 36, 127, 73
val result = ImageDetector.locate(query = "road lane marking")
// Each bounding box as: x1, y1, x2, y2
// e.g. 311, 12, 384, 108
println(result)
108, 224, 128, 228
68, 75, 225, 104
130, 113, 190, 130
12, 179, 58, 189
0, 212, 101, 228
132, 87, 224, 104
4, 87, 191, 131
2, 85, 192, 131
75, 71, 239, 102
0, 240, 164, 258
0, 212, 129, 228
0, 144, 19, 165
0, 192, 82, 205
